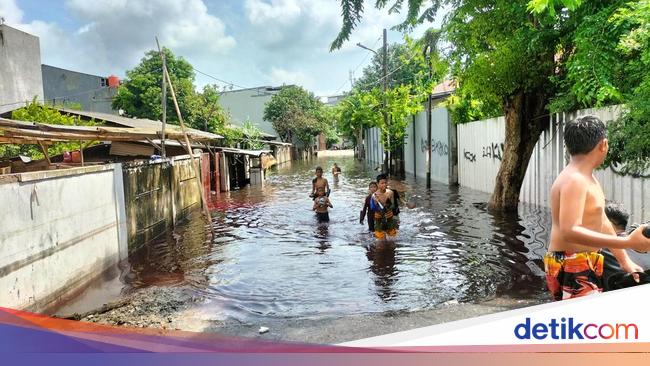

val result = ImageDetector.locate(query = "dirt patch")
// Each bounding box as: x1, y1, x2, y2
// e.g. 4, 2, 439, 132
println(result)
64, 287, 201, 330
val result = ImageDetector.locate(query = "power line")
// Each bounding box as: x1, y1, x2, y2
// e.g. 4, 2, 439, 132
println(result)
192, 67, 248, 90
333, 37, 382, 95
353, 48, 420, 90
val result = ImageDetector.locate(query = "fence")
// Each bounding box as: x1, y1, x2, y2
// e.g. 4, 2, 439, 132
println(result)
403, 106, 457, 184
457, 105, 649, 222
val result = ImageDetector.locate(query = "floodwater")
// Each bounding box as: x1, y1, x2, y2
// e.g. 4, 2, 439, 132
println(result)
57, 157, 552, 323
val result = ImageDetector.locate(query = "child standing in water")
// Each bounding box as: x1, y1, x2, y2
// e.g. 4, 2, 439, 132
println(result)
360, 181, 378, 232
310, 166, 330, 198
313, 187, 333, 222
332, 163, 341, 179
545, 115, 650, 301
371, 174, 399, 241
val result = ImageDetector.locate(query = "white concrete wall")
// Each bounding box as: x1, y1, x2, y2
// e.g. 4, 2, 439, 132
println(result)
457, 105, 649, 222
457, 116, 506, 193
0, 25, 44, 114
365, 127, 384, 169
0, 165, 127, 311
404, 106, 451, 184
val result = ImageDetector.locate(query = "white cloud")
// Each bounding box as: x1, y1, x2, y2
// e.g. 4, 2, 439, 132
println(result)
245, 0, 301, 25
2, 0, 446, 97
0, 0, 23, 23
3, 0, 235, 78
268, 67, 312, 87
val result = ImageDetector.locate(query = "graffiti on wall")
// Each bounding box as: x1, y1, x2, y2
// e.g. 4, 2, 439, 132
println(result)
420, 138, 449, 156
463, 149, 476, 162
482, 142, 504, 161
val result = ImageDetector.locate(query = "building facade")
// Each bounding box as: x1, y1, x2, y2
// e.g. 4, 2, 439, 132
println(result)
0, 24, 44, 115
42, 64, 118, 114
218, 86, 290, 138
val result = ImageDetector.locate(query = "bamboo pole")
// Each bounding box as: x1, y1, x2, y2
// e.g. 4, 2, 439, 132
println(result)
156, 39, 214, 238
38, 142, 51, 164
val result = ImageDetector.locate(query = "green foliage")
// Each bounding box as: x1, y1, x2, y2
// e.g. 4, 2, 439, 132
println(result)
263, 86, 327, 147
0, 100, 96, 160
240, 120, 265, 150
112, 48, 196, 125
527, 0, 583, 17
214, 125, 244, 148
337, 30, 445, 153
336, 90, 382, 144
334, 0, 650, 177
191, 84, 229, 132
381, 84, 424, 151
603, 0, 650, 176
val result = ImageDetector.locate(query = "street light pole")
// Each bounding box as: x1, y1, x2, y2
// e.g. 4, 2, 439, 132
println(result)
357, 29, 389, 175
382, 28, 389, 176
423, 45, 432, 189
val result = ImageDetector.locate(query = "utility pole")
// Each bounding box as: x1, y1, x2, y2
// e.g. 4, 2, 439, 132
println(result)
349, 70, 355, 89
356, 29, 388, 172
424, 45, 432, 189
382, 28, 389, 175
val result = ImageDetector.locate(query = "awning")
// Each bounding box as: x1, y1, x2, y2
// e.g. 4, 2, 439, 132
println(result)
0, 117, 219, 144
56, 108, 223, 140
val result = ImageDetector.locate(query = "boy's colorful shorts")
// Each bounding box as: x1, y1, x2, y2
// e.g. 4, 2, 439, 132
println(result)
374, 228, 397, 240
544, 250, 604, 301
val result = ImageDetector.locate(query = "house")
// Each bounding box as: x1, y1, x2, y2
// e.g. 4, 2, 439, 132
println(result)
218, 85, 293, 139
42, 65, 120, 114
0, 24, 44, 115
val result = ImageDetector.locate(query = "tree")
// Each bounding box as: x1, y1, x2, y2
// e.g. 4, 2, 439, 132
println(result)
605, 0, 650, 176
240, 120, 265, 150
336, 90, 382, 159
541, 0, 650, 176
112, 48, 196, 125
332, 0, 645, 211
263, 86, 326, 147
192, 84, 229, 133
0, 100, 96, 160
338, 31, 445, 166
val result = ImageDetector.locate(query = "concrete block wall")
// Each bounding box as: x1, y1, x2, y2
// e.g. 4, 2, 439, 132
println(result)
0, 165, 127, 312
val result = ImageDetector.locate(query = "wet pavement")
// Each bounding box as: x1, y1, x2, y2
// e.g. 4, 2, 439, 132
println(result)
54, 157, 554, 339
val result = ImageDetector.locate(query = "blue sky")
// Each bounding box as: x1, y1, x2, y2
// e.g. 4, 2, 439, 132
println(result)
2, 0, 440, 96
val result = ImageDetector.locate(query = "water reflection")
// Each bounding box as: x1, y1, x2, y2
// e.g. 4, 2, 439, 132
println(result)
106, 157, 551, 322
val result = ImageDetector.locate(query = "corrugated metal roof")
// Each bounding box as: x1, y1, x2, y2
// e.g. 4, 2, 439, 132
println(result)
57, 108, 223, 140
217, 147, 271, 157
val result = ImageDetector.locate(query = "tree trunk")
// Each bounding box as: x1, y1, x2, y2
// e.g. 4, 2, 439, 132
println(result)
488, 91, 548, 212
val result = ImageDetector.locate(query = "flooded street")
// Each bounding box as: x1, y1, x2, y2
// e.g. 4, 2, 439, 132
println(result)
55, 157, 552, 339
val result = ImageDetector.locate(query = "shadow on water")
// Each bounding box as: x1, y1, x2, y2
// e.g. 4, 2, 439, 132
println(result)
58, 157, 552, 322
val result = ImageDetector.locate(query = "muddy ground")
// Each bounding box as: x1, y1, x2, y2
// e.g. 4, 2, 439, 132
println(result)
65, 286, 545, 344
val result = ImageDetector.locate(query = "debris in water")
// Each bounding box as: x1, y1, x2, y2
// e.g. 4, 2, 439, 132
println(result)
259, 326, 269, 334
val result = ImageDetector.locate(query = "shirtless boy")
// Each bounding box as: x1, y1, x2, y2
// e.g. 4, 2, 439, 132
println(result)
310, 166, 330, 198
545, 115, 650, 301
313, 187, 333, 223
371, 174, 399, 241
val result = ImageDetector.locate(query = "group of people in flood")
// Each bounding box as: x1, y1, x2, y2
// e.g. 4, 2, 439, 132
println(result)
309, 163, 400, 242
308, 115, 650, 302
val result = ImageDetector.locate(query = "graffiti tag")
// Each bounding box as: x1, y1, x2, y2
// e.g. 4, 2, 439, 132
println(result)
463, 149, 476, 162
482, 142, 505, 161
420, 138, 449, 156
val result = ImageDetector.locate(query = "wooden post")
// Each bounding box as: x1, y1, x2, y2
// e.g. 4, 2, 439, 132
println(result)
38, 142, 51, 165
156, 39, 214, 238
